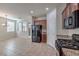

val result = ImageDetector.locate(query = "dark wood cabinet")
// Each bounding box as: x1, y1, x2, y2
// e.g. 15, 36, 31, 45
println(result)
62, 3, 79, 18
70, 4, 79, 12
42, 33, 47, 43
62, 3, 79, 29
62, 48, 79, 56
34, 20, 47, 29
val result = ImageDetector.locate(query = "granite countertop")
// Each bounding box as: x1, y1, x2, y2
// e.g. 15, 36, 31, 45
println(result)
56, 39, 79, 50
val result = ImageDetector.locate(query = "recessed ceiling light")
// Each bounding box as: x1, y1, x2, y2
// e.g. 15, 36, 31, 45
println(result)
30, 10, 34, 14
46, 8, 49, 11
2, 23, 6, 26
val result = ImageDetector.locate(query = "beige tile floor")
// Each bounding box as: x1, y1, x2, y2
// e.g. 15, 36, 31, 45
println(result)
0, 37, 57, 56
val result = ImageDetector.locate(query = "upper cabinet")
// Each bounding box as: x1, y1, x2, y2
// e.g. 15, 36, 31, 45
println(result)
34, 20, 47, 30
70, 3, 79, 12
62, 4, 70, 20
62, 3, 79, 29
62, 3, 79, 18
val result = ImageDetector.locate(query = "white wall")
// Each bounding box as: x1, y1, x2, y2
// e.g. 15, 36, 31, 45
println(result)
47, 9, 57, 49
57, 3, 79, 36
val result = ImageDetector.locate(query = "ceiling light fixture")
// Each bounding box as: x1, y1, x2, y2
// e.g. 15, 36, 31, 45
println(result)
46, 8, 49, 11
30, 10, 34, 14
2, 23, 6, 26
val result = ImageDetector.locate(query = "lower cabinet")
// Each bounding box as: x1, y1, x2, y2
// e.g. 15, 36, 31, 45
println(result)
42, 33, 47, 43
62, 48, 79, 56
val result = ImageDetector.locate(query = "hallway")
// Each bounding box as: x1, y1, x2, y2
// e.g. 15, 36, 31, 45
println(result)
0, 37, 57, 56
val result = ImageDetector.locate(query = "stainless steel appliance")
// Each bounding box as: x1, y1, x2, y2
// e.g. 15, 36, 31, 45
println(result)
32, 25, 42, 43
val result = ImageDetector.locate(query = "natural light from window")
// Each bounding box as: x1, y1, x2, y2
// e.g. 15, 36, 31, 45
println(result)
7, 20, 15, 32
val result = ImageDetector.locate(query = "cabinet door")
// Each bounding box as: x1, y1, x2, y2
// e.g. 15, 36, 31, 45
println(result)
62, 5, 70, 18
66, 5, 70, 17
69, 4, 72, 15
42, 34, 47, 43
62, 3, 79, 17
70, 3, 78, 12
62, 48, 79, 56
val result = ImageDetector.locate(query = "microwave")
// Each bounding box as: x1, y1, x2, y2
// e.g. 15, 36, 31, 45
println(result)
64, 10, 79, 29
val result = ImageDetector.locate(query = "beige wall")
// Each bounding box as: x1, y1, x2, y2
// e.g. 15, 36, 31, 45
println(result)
0, 17, 16, 41
57, 3, 79, 36
56, 3, 69, 35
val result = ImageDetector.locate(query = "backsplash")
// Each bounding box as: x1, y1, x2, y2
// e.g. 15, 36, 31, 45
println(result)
57, 35, 72, 40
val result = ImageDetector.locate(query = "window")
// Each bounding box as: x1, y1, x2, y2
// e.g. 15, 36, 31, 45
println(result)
18, 22, 22, 32
7, 20, 16, 32
23, 22, 27, 32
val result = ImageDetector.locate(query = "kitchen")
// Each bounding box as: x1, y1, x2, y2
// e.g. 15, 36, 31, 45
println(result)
56, 3, 79, 56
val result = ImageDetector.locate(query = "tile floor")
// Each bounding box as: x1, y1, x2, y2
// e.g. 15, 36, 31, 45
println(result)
0, 37, 57, 56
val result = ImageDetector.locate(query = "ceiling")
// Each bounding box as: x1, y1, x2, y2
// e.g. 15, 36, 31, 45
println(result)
0, 3, 58, 20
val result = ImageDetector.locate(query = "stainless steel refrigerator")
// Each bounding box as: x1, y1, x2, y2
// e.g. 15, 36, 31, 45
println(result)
32, 25, 42, 43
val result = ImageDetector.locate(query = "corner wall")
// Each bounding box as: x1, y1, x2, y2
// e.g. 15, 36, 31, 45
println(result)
47, 9, 57, 49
